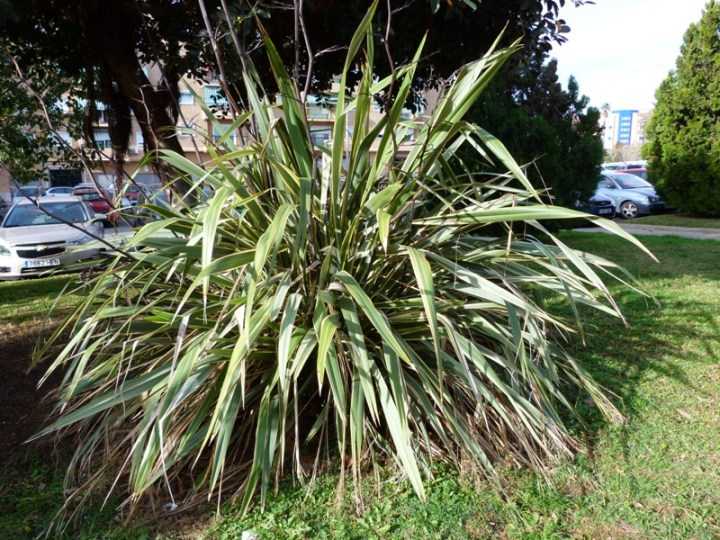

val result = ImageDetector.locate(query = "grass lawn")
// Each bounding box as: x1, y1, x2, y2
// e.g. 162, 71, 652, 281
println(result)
1, 232, 719, 539
631, 213, 720, 229
0, 274, 78, 324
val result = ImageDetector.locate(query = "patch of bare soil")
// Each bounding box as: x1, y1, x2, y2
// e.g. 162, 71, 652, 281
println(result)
0, 322, 217, 537
0, 322, 63, 466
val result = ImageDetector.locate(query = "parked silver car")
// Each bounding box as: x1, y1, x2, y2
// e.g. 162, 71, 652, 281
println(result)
11, 185, 45, 204
0, 196, 105, 280
597, 172, 673, 219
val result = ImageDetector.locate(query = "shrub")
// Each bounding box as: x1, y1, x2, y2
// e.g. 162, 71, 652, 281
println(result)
36, 5, 649, 524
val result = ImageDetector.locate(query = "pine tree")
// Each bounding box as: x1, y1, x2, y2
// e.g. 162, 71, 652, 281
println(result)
643, 0, 720, 216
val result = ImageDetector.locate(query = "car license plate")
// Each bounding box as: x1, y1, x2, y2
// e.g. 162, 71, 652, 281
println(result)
599, 208, 613, 214
24, 258, 61, 268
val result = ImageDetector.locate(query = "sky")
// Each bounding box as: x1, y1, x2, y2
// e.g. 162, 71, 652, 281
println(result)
550, 0, 710, 111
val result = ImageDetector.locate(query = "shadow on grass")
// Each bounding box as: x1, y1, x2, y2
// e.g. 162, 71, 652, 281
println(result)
558, 232, 720, 437
0, 275, 79, 329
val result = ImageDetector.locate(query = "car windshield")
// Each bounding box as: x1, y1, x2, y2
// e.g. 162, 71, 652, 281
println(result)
3, 201, 88, 227
619, 170, 648, 181
608, 173, 652, 189
13, 187, 41, 198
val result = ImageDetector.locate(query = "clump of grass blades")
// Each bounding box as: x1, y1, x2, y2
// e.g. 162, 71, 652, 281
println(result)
35, 3, 652, 524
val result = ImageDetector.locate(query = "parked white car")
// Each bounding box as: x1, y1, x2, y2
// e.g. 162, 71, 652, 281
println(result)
0, 196, 105, 280
46, 186, 76, 196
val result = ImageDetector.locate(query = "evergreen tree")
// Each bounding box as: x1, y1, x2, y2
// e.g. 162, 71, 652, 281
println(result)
643, 0, 720, 217
468, 57, 603, 210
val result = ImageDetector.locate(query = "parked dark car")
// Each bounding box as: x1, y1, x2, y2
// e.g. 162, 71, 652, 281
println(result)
574, 191, 616, 218
133, 188, 172, 224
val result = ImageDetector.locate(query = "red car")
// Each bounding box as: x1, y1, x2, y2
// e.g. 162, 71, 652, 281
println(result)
124, 185, 145, 206
71, 186, 117, 225
615, 168, 648, 181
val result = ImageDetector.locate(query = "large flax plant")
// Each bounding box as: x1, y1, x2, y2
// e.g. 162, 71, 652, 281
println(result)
37, 6, 650, 516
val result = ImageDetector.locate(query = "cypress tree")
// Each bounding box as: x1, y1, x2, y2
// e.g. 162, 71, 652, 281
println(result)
644, 0, 720, 216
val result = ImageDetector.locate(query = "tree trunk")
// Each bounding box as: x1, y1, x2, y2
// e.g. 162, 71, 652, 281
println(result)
75, 0, 193, 196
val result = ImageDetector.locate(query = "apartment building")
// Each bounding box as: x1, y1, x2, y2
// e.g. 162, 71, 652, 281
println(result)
83, 75, 227, 191
0, 71, 428, 205
602, 109, 652, 150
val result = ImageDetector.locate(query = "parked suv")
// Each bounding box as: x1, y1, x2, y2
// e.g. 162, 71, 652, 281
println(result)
597, 172, 672, 219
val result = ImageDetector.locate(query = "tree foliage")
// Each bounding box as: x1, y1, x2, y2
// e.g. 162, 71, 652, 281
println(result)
468, 56, 604, 210
2, 0, 208, 190
1, 0, 587, 187
643, 0, 720, 217
0, 40, 84, 183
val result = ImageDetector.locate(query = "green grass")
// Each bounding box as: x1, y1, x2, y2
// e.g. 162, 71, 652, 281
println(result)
2, 232, 720, 538
0, 275, 78, 324
548, 233, 720, 538
631, 213, 720, 229
199, 468, 509, 540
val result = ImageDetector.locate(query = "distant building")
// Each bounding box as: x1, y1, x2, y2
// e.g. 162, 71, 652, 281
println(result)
602, 109, 651, 150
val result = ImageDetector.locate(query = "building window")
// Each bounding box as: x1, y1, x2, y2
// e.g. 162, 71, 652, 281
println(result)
93, 129, 112, 150
307, 105, 331, 119
306, 94, 335, 118
133, 131, 145, 153
204, 85, 228, 107
179, 90, 194, 105
94, 106, 109, 125
54, 131, 73, 146
310, 128, 332, 146
212, 123, 236, 144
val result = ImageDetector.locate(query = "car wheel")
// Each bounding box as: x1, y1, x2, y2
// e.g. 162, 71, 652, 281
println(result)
619, 201, 638, 219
